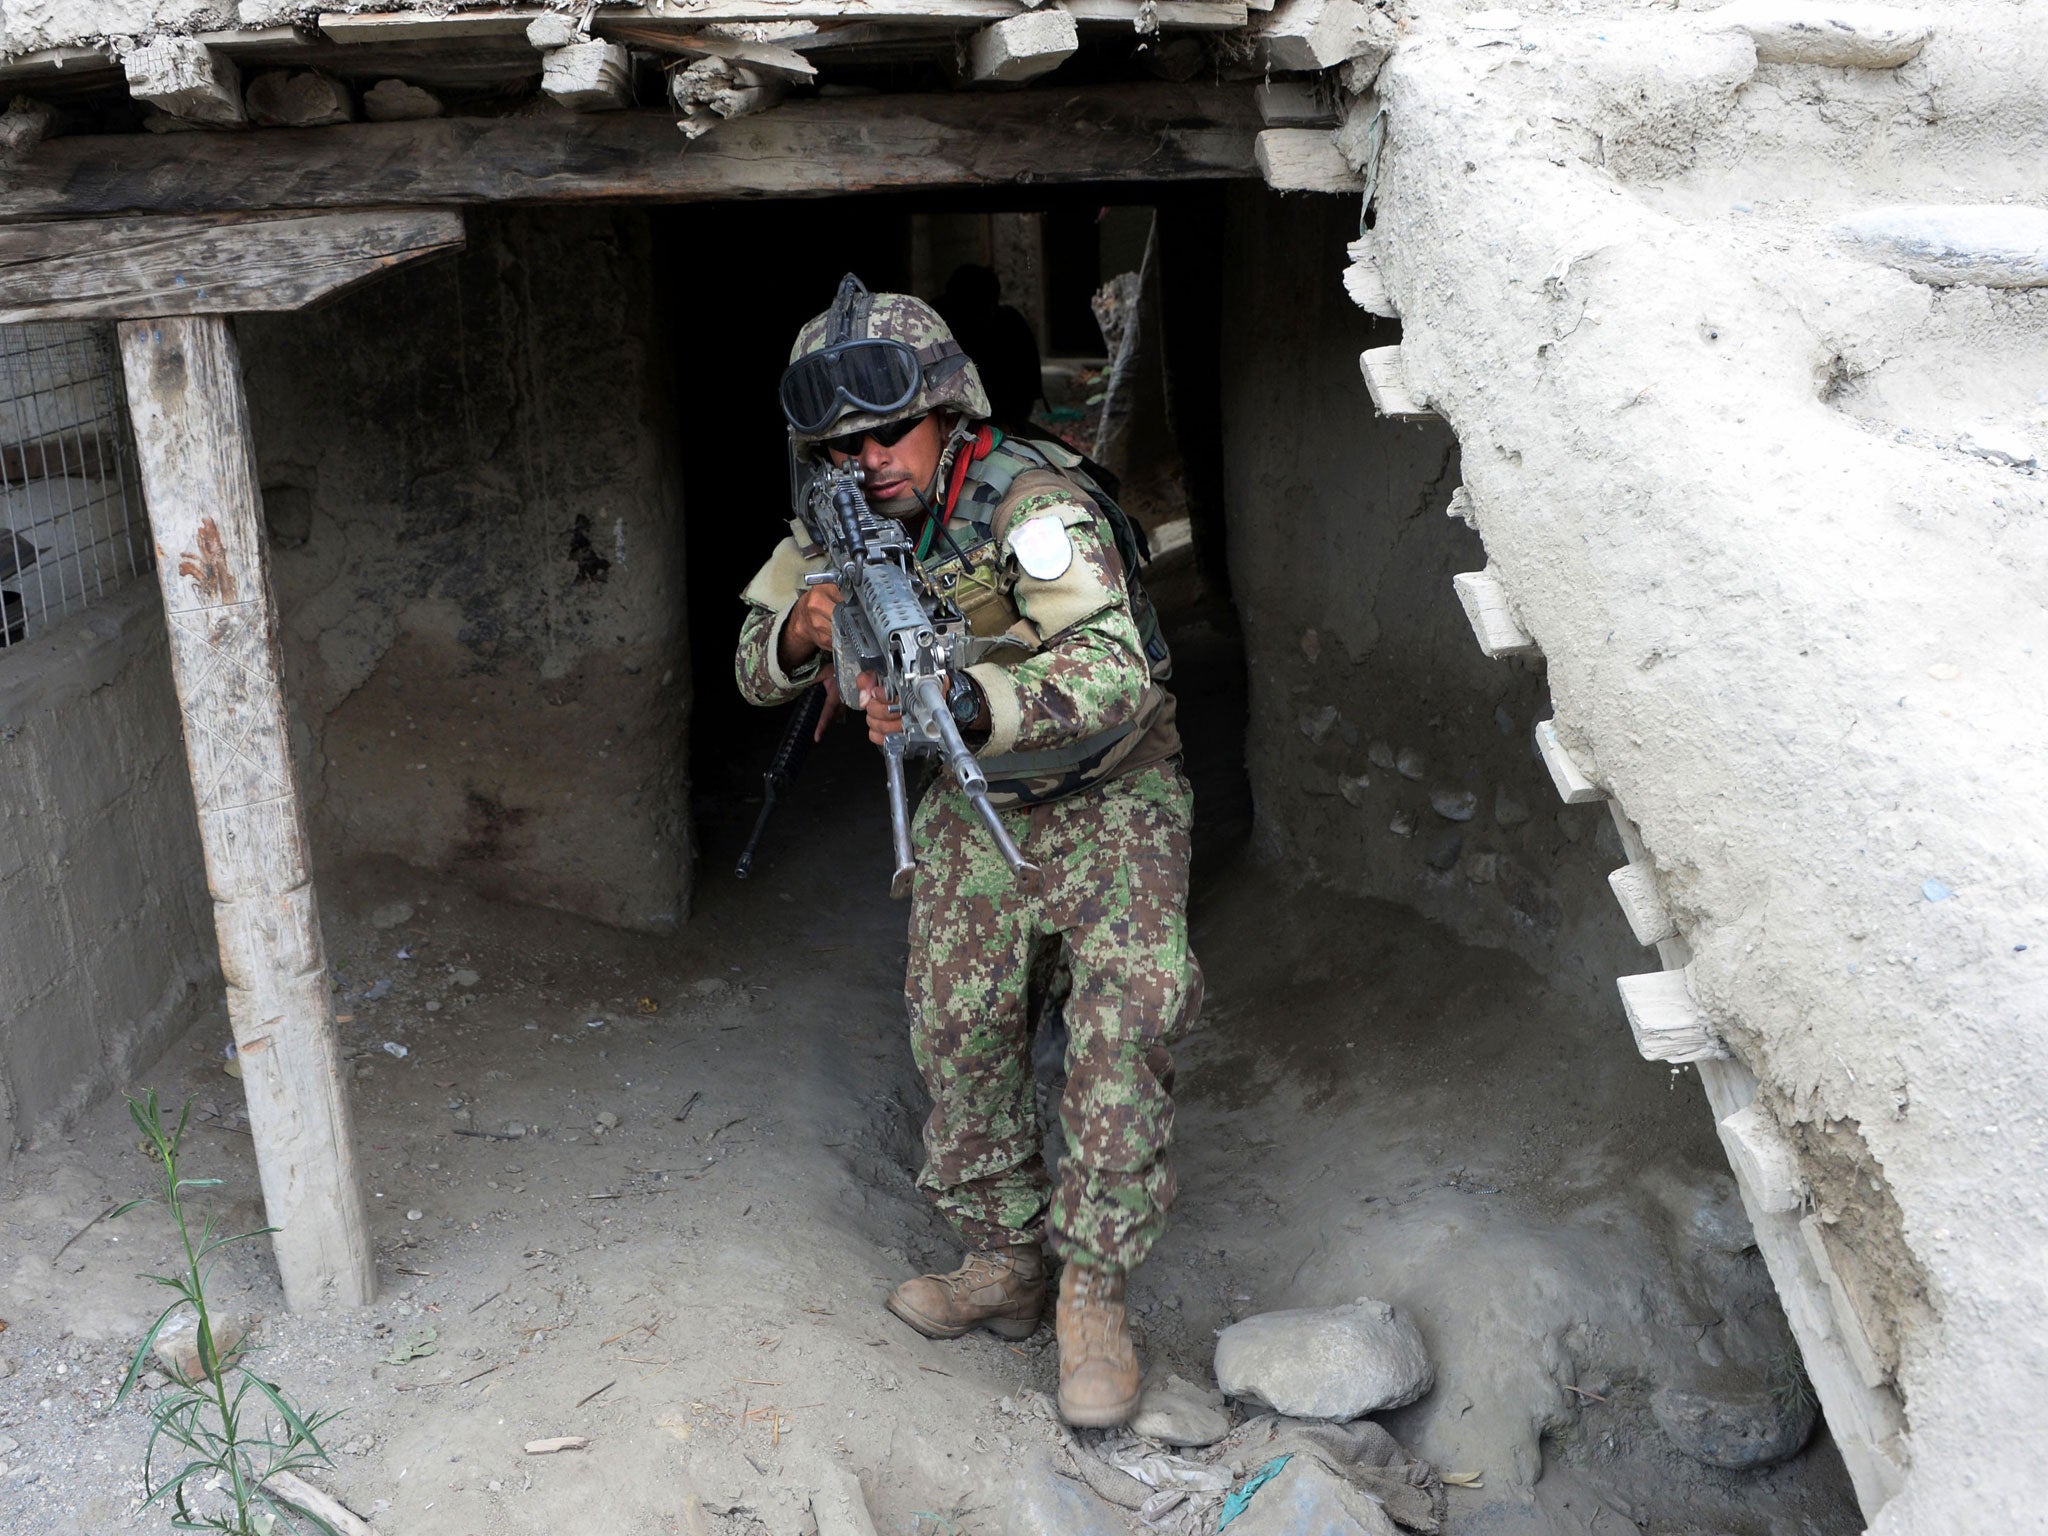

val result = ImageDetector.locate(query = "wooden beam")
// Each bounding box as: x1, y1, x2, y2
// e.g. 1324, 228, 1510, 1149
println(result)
1255, 0, 1385, 70
1357, 343, 1434, 419
1450, 567, 1538, 658
318, 8, 540, 43
969, 9, 1079, 84
1616, 968, 1728, 1065
117, 315, 374, 1312
0, 85, 1260, 221
320, 0, 1246, 35
0, 208, 464, 325
1607, 861, 1678, 947
599, 25, 818, 81
1254, 126, 1356, 192
123, 37, 247, 129
1534, 717, 1604, 804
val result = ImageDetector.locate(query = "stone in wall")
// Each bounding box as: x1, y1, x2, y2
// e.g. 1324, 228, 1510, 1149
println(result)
238, 209, 690, 934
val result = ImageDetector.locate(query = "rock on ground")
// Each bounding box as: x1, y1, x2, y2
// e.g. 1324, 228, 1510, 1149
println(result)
152, 1309, 251, 1383
1003, 1455, 1129, 1536
1130, 1372, 1231, 1448
1651, 1379, 1817, 1469
1221, 1456, 1401, 1536
1215, 1298, 1433, 1421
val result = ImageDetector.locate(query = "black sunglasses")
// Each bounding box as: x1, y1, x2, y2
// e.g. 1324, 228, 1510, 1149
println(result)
820, 413, 929, 458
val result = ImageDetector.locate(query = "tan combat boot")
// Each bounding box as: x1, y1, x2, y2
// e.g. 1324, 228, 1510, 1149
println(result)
886, 1245, 1046, 1341
1055, 1263, 1140, 1428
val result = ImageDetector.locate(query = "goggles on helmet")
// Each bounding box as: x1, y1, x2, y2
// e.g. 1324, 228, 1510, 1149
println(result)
778, 336, 969, 436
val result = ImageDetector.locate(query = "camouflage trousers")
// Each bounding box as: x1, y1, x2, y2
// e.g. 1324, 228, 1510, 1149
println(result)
905, 761, 1201, 1273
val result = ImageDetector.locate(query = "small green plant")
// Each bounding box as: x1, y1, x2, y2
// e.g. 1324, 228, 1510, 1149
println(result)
1767, 1341, 1819, 1419
113, 1090, 342, 1535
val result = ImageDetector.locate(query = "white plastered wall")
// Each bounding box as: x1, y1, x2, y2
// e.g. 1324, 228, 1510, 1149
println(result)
1360, 2, 2048, 1528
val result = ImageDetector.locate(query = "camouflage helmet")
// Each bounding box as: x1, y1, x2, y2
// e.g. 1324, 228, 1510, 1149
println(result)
781, 274, 990, 450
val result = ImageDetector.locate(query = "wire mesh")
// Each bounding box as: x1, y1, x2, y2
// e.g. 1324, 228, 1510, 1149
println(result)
0, 322, 151, 652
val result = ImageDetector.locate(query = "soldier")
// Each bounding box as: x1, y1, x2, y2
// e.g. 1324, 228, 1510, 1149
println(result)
734, 276, 1200, 1427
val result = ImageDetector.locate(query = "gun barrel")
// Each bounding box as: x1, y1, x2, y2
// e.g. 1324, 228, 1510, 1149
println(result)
910, 676, 1042, 894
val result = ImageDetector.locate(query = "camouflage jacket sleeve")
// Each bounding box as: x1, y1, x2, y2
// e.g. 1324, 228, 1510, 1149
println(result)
961, 489, 1148, 757
735, 534, 829, 707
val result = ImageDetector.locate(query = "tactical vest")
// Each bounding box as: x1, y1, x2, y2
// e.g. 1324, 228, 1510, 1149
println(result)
923, 434, 1173, 681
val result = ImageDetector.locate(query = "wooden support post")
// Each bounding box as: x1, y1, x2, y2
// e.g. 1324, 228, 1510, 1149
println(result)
968, 9, 1079, 84
117, 316, 374, 1311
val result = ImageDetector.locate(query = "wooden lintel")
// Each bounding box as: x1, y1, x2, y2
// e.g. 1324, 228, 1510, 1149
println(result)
0, 84, 1259, 223
322, 0, 1248, 34
0, 208, 465, 325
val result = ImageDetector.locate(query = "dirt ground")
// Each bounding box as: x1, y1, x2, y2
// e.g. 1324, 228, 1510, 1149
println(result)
0, 581, 1860, 1536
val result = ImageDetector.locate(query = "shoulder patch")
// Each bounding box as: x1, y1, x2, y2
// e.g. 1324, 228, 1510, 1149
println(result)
1007, 516, 1075, 581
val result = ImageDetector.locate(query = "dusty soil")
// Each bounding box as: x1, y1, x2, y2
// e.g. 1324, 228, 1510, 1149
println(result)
0, 585, 1859, 1536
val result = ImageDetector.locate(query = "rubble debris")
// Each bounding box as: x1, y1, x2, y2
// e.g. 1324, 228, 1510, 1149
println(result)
0, 95, 54, 163
1002, 1453, 1128, 1535
153, 1310, 251, 1382
523, 1435, 590, 1454
362, 79, 443, 122
244, 70, 355, 129
809, 1463, 880, 1536
1222, 1453, 1401, 1535
1214, 1297, 1434, 1420
1235, 1414, 1443, 1531
1429, 788, 1477, 822
1706, 1, 1933, 68
1651, 1378, 1818, 1469
261, 1468, 382, 1536
369, 902, 413, 930
1129, 1372, 1234, 1447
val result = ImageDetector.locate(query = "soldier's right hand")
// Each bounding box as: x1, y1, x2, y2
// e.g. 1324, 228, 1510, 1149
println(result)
780, 581, 843, 668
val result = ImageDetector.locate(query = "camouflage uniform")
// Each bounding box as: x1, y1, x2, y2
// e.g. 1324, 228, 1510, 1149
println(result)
737, 294, 1198, 1275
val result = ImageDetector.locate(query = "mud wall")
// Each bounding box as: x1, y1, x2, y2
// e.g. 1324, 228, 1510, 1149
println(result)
1217, 185, 1645, 997
1370, 6, 2048, 1528
237, 208, 690, 934
0, 582, 216, 1158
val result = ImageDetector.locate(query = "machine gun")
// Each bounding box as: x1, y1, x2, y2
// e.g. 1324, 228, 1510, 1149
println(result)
798, 462, 1042, 900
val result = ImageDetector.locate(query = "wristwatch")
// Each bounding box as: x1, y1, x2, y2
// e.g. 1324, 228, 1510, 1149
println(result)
946, 673, 981, 727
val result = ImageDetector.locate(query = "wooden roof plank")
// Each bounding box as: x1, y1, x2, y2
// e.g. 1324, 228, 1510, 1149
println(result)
0, 83, 1259, 223
0, 207, 465, 322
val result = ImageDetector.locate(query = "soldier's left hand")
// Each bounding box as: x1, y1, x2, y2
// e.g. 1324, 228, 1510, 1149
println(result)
855, 671, 902, 745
